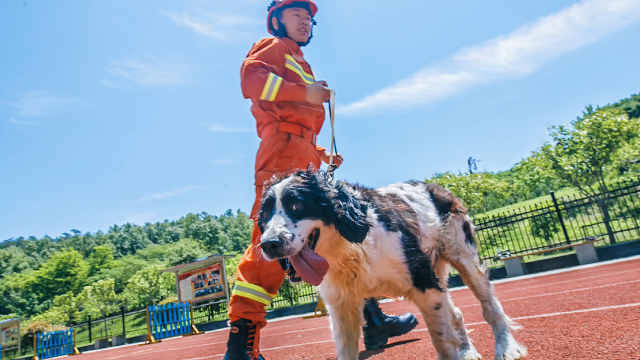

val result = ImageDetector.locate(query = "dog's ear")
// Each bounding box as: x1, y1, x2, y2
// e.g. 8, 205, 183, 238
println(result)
329, 182, 370, 243
299, 170, 370, 243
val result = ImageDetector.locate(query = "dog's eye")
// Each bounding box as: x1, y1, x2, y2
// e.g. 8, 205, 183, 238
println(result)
291, 201, 304, 213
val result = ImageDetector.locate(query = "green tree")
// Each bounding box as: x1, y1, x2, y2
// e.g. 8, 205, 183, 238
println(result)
510, 147, 568, 199
610, 137, 640, 177
529, 212, 560, 244
30, 249, 89, 303
427, 172, 516, 214
78, 279, 122, 336
87, 245, 115, 276
0, 246, 38, 278
121, 266, 175, 309
52, 292, 81, 326
135, 238, 208, 267
0, 271, 45, 317
543, 108, 640, 243
89, 256, 148, 293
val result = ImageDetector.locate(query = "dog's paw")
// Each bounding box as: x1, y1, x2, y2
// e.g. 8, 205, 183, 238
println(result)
460, 348, 482, 360
458, 341, 482, 360
495, 334, 527, 360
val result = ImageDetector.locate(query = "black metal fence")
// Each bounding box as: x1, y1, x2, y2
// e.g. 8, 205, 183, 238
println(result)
189, 280, 317, 324
474, 177, 640, 266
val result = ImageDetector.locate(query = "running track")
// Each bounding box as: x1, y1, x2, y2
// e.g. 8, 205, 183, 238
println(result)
68, 257, 640, 359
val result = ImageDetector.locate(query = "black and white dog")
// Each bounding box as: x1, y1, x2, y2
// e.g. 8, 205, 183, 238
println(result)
258, 170, 527, 360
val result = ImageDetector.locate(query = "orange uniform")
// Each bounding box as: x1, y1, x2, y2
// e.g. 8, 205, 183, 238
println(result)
229, 36, 326, 326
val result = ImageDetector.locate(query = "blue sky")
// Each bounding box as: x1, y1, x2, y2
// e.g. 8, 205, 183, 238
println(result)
1, 0, 639, 241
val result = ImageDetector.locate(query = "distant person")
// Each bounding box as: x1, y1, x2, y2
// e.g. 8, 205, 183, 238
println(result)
224, 1, 417, 359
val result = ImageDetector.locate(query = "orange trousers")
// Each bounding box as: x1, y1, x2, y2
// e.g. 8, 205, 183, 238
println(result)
229, 132, 322, 327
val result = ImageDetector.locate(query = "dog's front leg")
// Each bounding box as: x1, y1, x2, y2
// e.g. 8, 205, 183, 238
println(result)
325, 299, 363, 360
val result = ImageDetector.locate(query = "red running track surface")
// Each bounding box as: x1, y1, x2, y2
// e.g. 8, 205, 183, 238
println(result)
66, 257, 640, 359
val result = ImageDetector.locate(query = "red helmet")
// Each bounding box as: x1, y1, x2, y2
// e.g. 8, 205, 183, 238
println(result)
267, 0, 318, 35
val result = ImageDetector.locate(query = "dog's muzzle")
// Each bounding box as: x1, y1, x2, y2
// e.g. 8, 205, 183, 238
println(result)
261, 232, 293, 259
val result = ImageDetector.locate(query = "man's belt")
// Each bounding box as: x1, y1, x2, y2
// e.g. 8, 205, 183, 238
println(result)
262, 122, 317, 145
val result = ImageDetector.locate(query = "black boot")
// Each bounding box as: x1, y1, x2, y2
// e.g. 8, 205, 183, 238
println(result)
223, 319, 265, 360
362, 298, 418, 351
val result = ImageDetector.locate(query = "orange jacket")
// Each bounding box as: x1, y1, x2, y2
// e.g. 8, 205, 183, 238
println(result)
241, 37, 325, 143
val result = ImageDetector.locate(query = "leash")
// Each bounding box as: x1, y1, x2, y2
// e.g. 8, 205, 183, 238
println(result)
327, 90, 338, 182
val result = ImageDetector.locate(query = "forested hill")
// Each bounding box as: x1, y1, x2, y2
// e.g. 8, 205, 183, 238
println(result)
1, 92, 638, 324
0, 210, 252, 320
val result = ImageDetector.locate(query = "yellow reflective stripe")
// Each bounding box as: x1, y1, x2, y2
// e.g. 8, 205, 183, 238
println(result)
232, 281, 277, 306
235, 281, 277, 298
268, 76, 283, 101
285, 54, 314, 85
259, 73, 283, 101
233, 289, 271, 305
284, 55, 311, 78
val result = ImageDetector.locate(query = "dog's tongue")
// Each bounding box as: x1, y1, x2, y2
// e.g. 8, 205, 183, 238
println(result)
288, 244, 329, 286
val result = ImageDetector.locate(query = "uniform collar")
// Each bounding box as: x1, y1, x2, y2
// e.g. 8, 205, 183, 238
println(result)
280, 37, 303, 56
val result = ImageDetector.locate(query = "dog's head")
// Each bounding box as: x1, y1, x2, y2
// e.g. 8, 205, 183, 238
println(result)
257, 170, 370, 262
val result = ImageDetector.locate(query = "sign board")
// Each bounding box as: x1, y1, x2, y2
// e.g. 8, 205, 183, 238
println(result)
178, 263, 225, 303
166, 255, 230, 305
0, 318, 20, 352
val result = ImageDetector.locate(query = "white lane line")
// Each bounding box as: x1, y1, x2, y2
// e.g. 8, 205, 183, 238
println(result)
494, 268, 640, 295
482, 255, 640, 286
410, 302, 640, 332
252, 279, 640, 341
187, 302, 640, 359
459, 279, 640, 309
451, 268, 640, 305
465, 302, 640, 327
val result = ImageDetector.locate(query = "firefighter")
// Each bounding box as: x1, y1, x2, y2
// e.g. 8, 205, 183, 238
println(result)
224, 1, 417, 359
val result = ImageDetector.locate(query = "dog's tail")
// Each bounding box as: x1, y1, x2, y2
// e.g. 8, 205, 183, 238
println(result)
423, 183, 482, 263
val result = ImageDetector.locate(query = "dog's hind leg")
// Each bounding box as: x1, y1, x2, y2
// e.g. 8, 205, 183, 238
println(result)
451, 259, 526, 359
444, 218, 527, 360
325, 299, 363, 360
434, 261, 482, 360
411, 289, 462, 360
446, 293, 482, 360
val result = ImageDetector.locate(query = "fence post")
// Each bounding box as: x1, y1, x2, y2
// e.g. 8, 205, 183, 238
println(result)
72, 328, 80, 355
32, 332, 37, 360
145, 306, 157, 344
189, 302, 200, 335
88, 315, 92, 344
550, 191, 571, 244
121, 307, 126, 339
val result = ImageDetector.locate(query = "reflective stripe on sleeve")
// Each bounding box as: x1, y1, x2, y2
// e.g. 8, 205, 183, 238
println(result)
284, 54, 315, 85
260, 73, 283, 101
232, 281, 277, 306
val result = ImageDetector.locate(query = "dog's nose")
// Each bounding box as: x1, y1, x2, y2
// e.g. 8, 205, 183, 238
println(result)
261, 233, 293, 257
261, 238, 282, 254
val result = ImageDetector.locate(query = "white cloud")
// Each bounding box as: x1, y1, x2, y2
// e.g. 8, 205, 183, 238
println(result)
164, 11, 259, 40
105, 57, 192, 86
207, 123, 253, 133
10, 91, 79, 118
138, 185, 203, 201
341, 0, 640, 115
